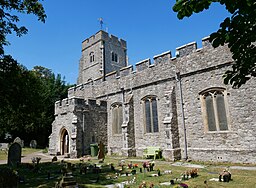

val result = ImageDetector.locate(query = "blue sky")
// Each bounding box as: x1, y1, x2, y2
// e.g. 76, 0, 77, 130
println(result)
5, 0, 230, 84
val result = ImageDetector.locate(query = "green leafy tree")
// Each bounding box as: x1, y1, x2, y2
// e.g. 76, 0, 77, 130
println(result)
0, 61, 71, 146
173, 0, 256, 88
0, 0, 46, 55
0, 0, 48, 145
31, 66, 71, 146
0, 56, 42, 140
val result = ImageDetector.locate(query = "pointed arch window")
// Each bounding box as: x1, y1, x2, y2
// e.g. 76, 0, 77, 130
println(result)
111, 52, 118, 62
199, 87, 230, 132
142, 96, 159, 133
89, 52, 95, 63
112, 103, 123, 134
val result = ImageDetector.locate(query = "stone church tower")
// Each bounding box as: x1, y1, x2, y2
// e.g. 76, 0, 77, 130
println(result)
77, 30, 127, 84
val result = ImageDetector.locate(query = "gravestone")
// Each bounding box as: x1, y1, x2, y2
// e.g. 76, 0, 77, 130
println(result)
30, 140, 37, 148
0, 143, 9, 151
14, 137, 24, 148
0, 143, 8, 153
98, 141, 105, 160
0, 143, 8, 150
8, 142, 22, 166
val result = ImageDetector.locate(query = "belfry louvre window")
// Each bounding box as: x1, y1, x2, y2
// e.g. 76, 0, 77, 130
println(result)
199, 88, 229, 132
142, 96, 159, 133
112, 103, 123, 134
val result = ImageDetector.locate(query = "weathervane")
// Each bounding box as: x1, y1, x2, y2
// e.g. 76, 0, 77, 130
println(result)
99, 17, 103, 30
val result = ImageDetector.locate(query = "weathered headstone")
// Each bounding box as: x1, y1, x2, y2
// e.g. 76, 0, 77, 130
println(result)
8, 142, 22, 166
97, 141, 105, 160
0, 143, 8, 149
14, 137, 24, 148
30, 140, 37, 148
0, 143, 8, 153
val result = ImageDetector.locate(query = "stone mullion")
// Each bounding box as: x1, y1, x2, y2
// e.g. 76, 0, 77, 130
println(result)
212, 93, 220, 131
149, 98, 154, 133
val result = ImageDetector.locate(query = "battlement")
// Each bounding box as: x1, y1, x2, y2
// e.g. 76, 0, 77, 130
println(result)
153, 51, 172, 65
120, 65, 133, 77
176, 42, 197, 57
82, 30, 127, 51
135, 58, 151, 72
70, 36, 218, 95
55, 97, 107, 115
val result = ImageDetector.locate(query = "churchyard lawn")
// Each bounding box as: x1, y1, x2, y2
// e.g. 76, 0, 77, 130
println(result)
0, 147, 41, 160
1, 152, 256, 187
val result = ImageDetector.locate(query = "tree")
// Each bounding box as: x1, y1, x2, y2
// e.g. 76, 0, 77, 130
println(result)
31, 66, 72, 146
0, 56, 42, 140
0, 0, 46, 56
0, 61, 71, 146
173, 0, 256, 88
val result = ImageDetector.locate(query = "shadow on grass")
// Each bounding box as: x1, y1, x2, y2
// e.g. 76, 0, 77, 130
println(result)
0, 161, 126, 188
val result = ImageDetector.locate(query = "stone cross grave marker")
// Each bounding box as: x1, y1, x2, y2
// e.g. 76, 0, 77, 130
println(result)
8, 142, 22, 166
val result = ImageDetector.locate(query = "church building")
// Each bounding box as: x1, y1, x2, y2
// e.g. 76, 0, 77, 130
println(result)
49, 30, 256, 163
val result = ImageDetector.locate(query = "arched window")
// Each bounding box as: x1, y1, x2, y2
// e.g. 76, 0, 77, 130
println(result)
89, 52, 94, 63
142, 96, 159, 133
199, 87, 230, 132
115, 53, 118, 62
111, 52, 115, 61
111, 52, 118, 62
112, 103, 123, 134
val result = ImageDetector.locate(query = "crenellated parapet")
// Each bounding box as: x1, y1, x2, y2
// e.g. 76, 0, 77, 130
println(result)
153, 51, 172, 65
120, 65, 133, 77
176, 42, 197, 57
70, 36, 220, 96
135, 58, 151, 72
82, 30, 127, 51
54, 97, 107, 115
202, 36, 211, 48
54, 97, 84, 115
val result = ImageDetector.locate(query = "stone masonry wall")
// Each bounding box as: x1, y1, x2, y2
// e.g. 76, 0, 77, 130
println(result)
58, 33, 256, 163
176, 45, 256, 163
50, 98, 107, 158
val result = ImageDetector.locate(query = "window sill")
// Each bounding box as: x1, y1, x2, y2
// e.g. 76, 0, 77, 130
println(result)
112, 133, 122, 137
205, 130, 235, 134
144, 132, 160, 135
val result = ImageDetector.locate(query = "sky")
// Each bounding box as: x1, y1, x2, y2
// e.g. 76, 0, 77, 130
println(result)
5, 0, 230, 84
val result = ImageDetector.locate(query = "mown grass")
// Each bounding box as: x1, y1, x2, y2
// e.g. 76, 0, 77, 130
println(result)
0, 149, 8, 160
1, 154, 256, 188
0, 147, 42, 160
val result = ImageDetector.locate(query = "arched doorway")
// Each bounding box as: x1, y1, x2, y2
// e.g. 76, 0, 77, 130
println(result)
60, 129, 69, 155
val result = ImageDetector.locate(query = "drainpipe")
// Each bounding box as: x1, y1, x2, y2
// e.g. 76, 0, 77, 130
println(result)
176, 72, 188, 160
